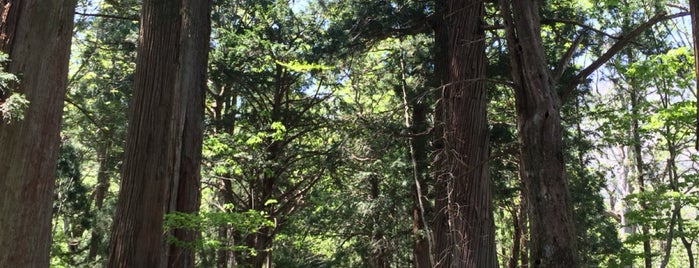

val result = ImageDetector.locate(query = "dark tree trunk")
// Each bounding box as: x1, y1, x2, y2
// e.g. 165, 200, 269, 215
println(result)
431, 0, 497, 267
167, 0, 211, 266
499, 1, 578, 266
409, 101, 433, 268
108, 0, 210, 267
0, 0, 77, 267
509, 202, 522, 268
396, 42, 433, 268
691, 0, 699, 150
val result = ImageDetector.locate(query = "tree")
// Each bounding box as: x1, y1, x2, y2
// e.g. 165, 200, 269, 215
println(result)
498, 0, 677, 266
65, 2, 139, 261
0, 1, 78, 267
499, 1, 579, 266
431, 0, 497, 267
107, 0, 210, 266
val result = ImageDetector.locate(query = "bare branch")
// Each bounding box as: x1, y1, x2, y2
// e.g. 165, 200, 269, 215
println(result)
542, 18, 626, 41
74, 12, 138, 22
559, 11, 690, 104
553, 32, 586, 83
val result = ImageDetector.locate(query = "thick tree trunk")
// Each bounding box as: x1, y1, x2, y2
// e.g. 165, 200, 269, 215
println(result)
0, 1, 77, 267
500, 1, 578, 266
108, 0, 209, 267
166, 0, 210, 266
431, 0, 497, 267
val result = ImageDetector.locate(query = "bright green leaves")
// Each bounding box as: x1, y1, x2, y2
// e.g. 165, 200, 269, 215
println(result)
645, 100, 695, 132
275, 60, 332, 73
163, 209, 274, 252
0, 53, 17, 95
0, 51, 22, 124
244, 121, 287, 145
626, 47, 694, 91
1, 92, 29, 123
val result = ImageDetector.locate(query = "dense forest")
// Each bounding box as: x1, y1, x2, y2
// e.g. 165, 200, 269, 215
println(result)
1, 0, 699, 267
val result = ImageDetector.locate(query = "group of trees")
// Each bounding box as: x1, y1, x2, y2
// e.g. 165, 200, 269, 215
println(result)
2, 0, 699, 267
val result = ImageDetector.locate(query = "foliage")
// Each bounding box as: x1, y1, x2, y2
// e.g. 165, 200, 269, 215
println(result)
164, 209, 274, 254
46, 0, 699, 267
0, 92, 28, 123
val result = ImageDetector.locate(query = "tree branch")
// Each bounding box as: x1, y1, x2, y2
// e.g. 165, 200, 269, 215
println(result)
559, 11, 690, 104
74, 12, 138, 22
552, 32, 586, 83
542, 18, 626, 41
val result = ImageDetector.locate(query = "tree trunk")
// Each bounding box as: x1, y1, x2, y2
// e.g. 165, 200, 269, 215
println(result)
0, 1, 77, 267
409, 101, 433, 268
398, 43, 433, 268
509, 202, 522, 268
166, 0, 210, 266
499, 1, 578, 266
678, 213, 695, 268
89, 142, 112, 260
629, 75, 652, 268
217, 179, 236, 268
431, 0, 498, 267
690, 0, 699, 150
108, 0, 209, 267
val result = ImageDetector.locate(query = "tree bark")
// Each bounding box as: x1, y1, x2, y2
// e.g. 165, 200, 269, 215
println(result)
431, 0, 497, 267
166, 0, 210, 266
499, 1, 578, 266
108, 0, 209, 267
0, 0, 77, 267
688, 0, 699, 150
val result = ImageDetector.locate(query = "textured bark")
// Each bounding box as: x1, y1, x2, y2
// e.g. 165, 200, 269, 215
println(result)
431, 0, 497, 267
0, 0, 77, 267
499, 1, 578, 266
167, 0, 210, 266
108, 0, 209, 267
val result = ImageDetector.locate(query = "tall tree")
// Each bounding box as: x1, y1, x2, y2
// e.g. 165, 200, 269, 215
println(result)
499, 0, 578, 266
107, 0, 210, 266
0, 0, 77, 267
431, 0, 497, 267
499, 0, 673, 266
